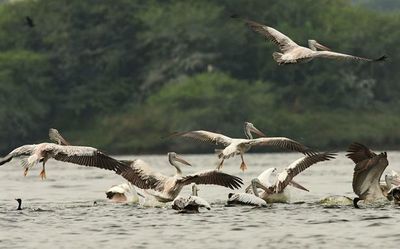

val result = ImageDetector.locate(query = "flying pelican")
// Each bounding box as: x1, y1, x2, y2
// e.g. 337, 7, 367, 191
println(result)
346, 142, 391, 208
231, 15, 386, 65
172, 184, 211, 213
119, 152, 243, 203
106, 182, 145, 204
171, 122, 315, 171
0, 143, 152, 190
246, 152, 335, 203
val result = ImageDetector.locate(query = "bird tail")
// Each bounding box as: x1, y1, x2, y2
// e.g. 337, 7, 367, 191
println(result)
273, 52, 284, 64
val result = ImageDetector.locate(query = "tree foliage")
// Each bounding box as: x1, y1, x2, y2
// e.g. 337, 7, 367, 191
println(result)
0, 0, 399, 153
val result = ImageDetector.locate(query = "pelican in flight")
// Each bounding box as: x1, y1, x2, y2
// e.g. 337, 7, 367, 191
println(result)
119, 152, 243, 203
246, 152, 335, 203
231, 15, 386, 65
106, 182, 145, 204
171, 122, 315, 171
0, 143, 152, 191
172, 184, 211, 213
346, 142, 391, 208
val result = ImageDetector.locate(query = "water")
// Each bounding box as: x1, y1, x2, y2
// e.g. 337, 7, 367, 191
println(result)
1, 152, 400, 248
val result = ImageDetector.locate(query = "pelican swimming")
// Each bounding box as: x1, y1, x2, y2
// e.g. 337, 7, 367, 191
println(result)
227, 187, 268, 207
172, 184, 211, 213
388, 186, 400, 205
106, 182, 144, 204
346, 142, 391, 208
380, 170, 400, 197
119, 152, 243, 203
0, 143, 150, 190
231, 15, 386, 65
246, 152, 335, 203
172, 122, 315, 171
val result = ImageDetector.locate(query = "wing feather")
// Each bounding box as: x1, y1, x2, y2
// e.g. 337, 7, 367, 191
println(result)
178, 170, 243, 190
170, 130, 233, 146
276, 152, 336, 193
247, 137, 315, 155
231, 15, 298, 53
312, 51, 386, 62
346, 142, 377, 164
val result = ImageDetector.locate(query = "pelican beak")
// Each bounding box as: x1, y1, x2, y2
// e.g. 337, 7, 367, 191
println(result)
250, 126, 266, 137
174, 155, 192, 166
289, 180, 309, 192
315, 41, 331, 51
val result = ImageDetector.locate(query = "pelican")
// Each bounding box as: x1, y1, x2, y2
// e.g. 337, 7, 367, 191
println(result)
15, 198, 22, 210
171, 122, 315, 171
380, 170, 400, 197
231, 15, 386, 65
106, 182, 144, 204
346, 142, 391, 208
246, 152, 335, 203
227, 182, 268, 207
0, 143, 151, 190
172, 184, 211, 213
388, 186, 400, 205
119, 152, 243, 203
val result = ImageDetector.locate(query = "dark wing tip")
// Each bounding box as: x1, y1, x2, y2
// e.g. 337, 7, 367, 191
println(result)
374, 55, 387, 62
230, 14, 240, 19
163, 131, 188, 140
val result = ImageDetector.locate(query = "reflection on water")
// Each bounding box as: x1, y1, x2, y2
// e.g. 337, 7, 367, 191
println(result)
1, 153, 400, 248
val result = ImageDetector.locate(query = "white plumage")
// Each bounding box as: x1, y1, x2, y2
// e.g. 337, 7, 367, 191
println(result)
172, 122, 314, 171
227, 193, 267, 207
232, 15, 386, 65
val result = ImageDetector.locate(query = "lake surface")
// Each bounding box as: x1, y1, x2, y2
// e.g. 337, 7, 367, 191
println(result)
1, 152, 400, 248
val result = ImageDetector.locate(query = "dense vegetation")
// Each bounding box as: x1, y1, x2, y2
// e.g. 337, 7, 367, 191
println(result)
0, 0, 399, 154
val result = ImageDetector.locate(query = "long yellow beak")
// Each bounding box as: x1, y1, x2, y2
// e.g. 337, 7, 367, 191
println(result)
174, 155, 192, 166
251, 127, 266, 137
315, 42, 331, 51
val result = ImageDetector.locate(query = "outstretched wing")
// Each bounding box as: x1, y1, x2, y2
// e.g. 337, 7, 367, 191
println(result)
232, 15, 298, 53
275, 152, 336, 193
0, 145, 36, 166
352, 152, 388, 198
246, 137, 315, 155
120, 159, 169, 191
346, 142, 377, 164
49, 145, 154, 189
170, 130, 233, 146
312, 51, 386, 62
178, 170, 243, 190
49, 128, 70, 145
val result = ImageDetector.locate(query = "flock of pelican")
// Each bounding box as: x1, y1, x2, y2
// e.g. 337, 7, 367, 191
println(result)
1, 15, 394, 212
1, 125, 399, 212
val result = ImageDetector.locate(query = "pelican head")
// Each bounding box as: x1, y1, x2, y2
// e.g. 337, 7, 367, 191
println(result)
167, 152, 191, 166
244, 122, 266, 139
308, 40, 331, 51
